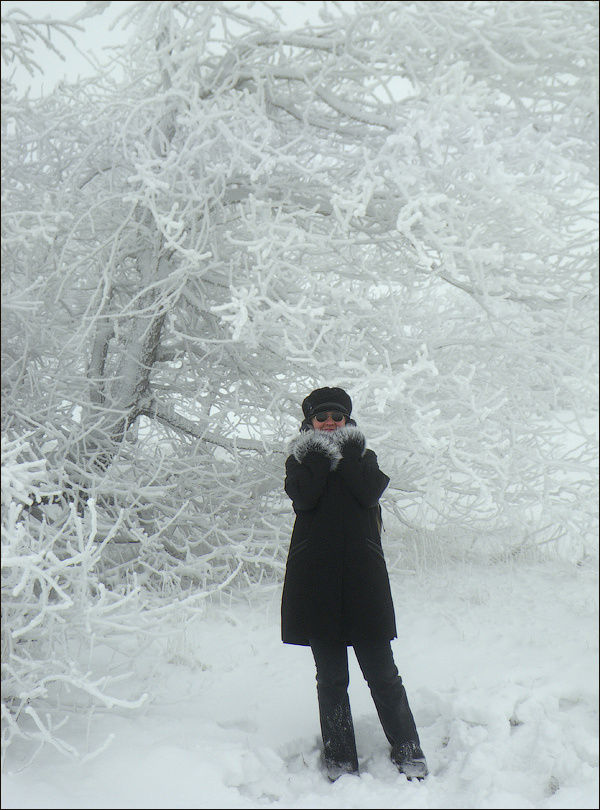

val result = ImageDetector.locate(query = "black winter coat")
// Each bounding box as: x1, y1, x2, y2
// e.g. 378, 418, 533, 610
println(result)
281, 426, 397, 646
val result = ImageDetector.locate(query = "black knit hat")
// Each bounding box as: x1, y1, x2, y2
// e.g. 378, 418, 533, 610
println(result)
302, 386, 352, 420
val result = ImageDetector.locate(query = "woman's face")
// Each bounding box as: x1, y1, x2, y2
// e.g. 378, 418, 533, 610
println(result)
311, 411, 347, 431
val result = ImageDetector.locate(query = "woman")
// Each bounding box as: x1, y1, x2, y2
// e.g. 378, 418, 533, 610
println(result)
281, 386, 428, 782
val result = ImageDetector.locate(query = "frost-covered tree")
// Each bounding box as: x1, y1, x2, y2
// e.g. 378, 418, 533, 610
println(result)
2, 0, 598, 598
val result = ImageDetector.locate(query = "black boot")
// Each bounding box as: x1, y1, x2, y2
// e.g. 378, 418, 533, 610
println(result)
321, 754, 359, 782
390, 741, 428, 780
319, 698, 359, 781
310, 640, 360, 781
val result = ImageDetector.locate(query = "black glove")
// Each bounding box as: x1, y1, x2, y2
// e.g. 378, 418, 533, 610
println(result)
288, 430, 342, 469
331, 426, 366, 459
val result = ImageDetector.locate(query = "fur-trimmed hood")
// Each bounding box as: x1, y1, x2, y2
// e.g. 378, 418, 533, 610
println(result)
287, 426, 366, 470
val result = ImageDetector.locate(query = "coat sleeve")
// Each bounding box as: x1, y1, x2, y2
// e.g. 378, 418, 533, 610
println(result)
284, 452, 330, 511
335, 448, 390, 508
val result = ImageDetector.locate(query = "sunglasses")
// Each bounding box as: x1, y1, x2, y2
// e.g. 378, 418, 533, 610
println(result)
314, 412, 346, 423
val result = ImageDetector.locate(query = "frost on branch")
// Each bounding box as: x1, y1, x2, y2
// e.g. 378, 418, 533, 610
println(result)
0, 6, 82, 79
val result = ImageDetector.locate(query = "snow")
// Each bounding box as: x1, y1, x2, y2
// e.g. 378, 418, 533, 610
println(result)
2, 559, 598, 809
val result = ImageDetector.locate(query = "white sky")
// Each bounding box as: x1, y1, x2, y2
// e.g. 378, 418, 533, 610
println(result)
1, 0, 332, 97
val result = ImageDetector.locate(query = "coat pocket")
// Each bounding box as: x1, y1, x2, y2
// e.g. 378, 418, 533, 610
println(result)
287, 537, 310, 562
365, 537, 386, 561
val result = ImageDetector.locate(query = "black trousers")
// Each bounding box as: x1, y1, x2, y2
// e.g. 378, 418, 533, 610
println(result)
310, 638, 420, 770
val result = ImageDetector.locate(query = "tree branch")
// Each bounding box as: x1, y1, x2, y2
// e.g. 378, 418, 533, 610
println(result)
140, 397, 281, 455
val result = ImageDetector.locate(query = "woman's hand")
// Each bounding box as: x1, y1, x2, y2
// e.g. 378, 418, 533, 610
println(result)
331, 426, 366, 459
289, 430, 342, 469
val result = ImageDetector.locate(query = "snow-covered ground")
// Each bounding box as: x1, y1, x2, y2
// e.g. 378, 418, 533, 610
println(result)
2, 559, 598, 810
